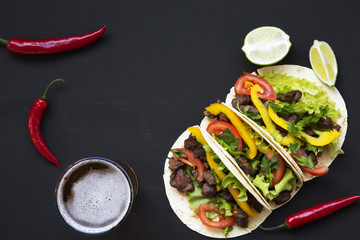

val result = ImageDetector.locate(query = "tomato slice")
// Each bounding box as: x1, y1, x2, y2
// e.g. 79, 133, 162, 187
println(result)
198, 204, 236, 228
299, 162, 329, 176
234, 72, 276, 101
290, 148, 328, 177
206, 120, 243, 152
172, 148, 205, 181
271, 154, 285, 187
265, 151, 285, 188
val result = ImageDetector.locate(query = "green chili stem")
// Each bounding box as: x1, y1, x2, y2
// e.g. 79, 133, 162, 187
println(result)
260, 222, 289, 231
0, 38, 9, 47
41, 79, 65, 101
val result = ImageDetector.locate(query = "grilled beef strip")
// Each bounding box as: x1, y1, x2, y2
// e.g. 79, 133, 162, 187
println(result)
170, 168, 194, 193
284, 113, 300, 124
204, 110, 216, 119
232, 94, 252, 106
184, 134, 208, 167
273, 190, 292, 205
317, 116, 341, 131
203, 170, 216, 185
237, 156, 256, 177
184, 135, 197, 150
232, 208, 249, 228
235, 104, 259, 114
302, 127, 318, 137
218, 189, 235, 203
277, 90, 302, 103
218, 112, 230, 122
247, 193, 264, 213
201, 183, 217, 198
168, 157, 185, 171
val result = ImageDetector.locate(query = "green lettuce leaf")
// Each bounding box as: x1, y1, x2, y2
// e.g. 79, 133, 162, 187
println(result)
252, 168, 296, 201
185, 167, 216, 213
328, 139, 344, 157
261, 72, 340, 120
222, 172, 248, 202
185, 167, 237, 236
213, 133, 246, 160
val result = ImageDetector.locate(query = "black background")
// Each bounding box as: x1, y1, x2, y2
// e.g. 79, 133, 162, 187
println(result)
0, 0, 359, 239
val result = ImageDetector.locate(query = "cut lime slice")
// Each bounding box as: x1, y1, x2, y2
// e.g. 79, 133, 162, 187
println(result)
309, 40, 338, 87
242, 26, 291, 66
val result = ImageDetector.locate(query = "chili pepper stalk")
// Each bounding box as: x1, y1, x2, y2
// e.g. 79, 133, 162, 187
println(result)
28, 79, 64, 168
261, 195, 360, 231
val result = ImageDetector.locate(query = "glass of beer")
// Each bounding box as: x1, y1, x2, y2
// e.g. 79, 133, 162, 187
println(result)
55, 157, 139, 234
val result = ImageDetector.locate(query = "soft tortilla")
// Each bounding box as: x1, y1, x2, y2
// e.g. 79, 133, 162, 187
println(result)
163, 126, 272, 238
225, 64, 348, 181
200, 108, 303, 210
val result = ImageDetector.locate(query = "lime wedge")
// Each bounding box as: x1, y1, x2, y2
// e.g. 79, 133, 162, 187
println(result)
309, 40, 338, 87
242, 26, 291, 66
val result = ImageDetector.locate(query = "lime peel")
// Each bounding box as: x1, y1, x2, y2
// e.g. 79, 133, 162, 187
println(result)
309, 40, 338, 87
242, 26, 291, 66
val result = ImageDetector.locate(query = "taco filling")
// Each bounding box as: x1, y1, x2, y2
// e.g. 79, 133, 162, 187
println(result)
167, 126, 265, 236
203, 103, 300, 206
230, 71, 343, 177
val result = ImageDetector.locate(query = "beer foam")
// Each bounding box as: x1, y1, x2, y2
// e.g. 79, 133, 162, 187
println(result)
56, 159, 132, 234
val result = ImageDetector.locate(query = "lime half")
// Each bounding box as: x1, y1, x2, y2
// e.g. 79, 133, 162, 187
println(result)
242, 26, 291, 66
309, 40, 338, 87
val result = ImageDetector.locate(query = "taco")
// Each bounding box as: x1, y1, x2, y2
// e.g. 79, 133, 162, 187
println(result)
200, 103, 303, 210
163, 125, 271, 238
225, 65, 347, 181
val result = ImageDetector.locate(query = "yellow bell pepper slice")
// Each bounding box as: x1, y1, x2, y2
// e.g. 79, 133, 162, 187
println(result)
268, 107, 340, 146
205, 103, 257, 159
250, 84, 297, 146
188, 126, 207, 145
187, 126, 258, 217
227, 185, 258, 217
187, 126, 221, 191
254, 138, 274, 157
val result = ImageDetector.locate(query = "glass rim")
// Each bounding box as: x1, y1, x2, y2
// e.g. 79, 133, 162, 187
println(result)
54, 157, 136, 234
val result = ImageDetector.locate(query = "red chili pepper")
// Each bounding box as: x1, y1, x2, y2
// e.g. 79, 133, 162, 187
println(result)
28, 79, 64, 168
0, 26, 106, 55
261, 195, 360, 230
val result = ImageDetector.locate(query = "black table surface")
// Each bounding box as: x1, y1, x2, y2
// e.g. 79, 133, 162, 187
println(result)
1, 0, 359, 239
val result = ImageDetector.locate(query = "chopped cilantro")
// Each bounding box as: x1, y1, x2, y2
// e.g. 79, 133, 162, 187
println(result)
294, 155, 314, 169
271, 102, 331, 139
295, 105, 329, 128
269, 101, 291, 113
217, 128, 239, 150
287, 123, 299, 137
306, 144, 325, 156
214, 128, 247, 159
170, 149, 186, 158
288, 142, 301, 154
260, 155, 280, 184
224, 226, 233, 237
237, 103, 262, 120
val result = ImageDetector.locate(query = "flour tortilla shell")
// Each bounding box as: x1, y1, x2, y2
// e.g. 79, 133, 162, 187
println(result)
163, 126, 271, 238
225, 64, 347, 181
200, 108, 303, 210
